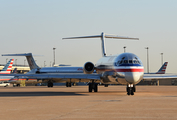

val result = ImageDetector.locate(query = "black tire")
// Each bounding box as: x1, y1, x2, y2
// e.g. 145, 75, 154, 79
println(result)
51, 83, 53, 87
133, 87, 136, 92
104, 84, 108, 87
127, 87, 131, 95
94, 84, 98, 92
89, 84, 92, 92
131, 91, 134, 95
68, 83, 71, 87
47, 83, 50, 87
66, 82, 68, 87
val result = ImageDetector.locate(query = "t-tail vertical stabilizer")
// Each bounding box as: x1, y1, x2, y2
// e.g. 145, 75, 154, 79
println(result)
2, 53, 39, 70
63, 32, 139, 57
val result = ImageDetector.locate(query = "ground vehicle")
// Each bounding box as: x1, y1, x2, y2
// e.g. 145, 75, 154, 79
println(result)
0, 82, 10, 87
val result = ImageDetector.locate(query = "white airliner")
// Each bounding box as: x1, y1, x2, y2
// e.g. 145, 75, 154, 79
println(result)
1, 32, 176, 95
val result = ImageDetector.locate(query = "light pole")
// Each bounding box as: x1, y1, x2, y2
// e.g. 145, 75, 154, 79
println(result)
161, 53, 163, 65
6, 58, 8, 64
53, 47, 56, 66
15, 59, 17, 67
44, 61, 46, 67
145, 47, 149, 73
123, 46, 126, 53
24, 59, 26, 66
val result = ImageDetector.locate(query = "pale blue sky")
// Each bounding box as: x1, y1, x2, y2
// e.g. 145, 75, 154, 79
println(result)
0, 0, 177, 73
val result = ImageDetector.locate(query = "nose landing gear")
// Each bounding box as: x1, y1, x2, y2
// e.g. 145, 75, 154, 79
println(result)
127, 84, 135, 95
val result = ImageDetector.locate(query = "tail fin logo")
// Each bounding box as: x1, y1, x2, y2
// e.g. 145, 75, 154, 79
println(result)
0, 59, 14, 74
156, 62, 168, 74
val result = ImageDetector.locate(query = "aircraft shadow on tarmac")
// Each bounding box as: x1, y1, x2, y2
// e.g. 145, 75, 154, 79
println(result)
0, 92, 87, 97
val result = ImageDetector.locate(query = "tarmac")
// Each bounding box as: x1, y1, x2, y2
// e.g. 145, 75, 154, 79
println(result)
0, 85, 177, 120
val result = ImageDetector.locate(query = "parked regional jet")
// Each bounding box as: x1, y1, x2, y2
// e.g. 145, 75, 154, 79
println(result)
1, 32, 176, 95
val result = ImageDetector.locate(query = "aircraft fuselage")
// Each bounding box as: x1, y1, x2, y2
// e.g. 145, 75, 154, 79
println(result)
96, 53, 144, 85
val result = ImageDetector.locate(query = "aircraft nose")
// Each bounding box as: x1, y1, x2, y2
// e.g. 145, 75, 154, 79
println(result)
125, 72, 140, 84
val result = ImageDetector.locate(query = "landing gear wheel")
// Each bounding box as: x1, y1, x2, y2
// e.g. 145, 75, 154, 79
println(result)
66, 82, 69, 87
47, 83, 50, 87
48, 82, 53, 87
127, 87, 130, 95
89, 84, 92, 92
68, 82, 71, 87
127, 84, 135, 96
51, 83, 53, 87
104, 84, 108, 87
66, 82, 72, 87
133, 86, 136, 92
88, 81, 98, 92
94, 84, 98, 92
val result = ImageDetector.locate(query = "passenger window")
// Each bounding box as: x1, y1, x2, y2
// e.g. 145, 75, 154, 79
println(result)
124, 60, 128, 64
129, 60, 133, 64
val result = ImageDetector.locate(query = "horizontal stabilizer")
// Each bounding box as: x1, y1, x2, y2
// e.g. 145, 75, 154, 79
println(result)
105, 34, 139, 40
2, 53, 33, 57
2, 53, 39, 70
63, 35, 101, 39
63, 33, 139, 40
63, 32, 139, 57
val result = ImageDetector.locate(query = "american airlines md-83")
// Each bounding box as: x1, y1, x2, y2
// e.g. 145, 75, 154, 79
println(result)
2, 33, 175, 95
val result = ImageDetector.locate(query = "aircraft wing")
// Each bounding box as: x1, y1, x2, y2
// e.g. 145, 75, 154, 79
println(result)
0, 73, 101, 82
143, 74, 177, 80
26, 73, 101, 80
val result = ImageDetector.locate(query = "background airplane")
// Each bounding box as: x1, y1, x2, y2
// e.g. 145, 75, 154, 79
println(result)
0, 59, 14, 87
0, 59, 14, 75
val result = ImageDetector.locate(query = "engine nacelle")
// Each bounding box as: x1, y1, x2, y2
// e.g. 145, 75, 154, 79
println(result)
83, 62, 95, 74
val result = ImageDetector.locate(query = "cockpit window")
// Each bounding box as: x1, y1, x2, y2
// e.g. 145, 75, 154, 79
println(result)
133, 60, 137, 64
129, 60, 133, 64
117, 57, 141, 65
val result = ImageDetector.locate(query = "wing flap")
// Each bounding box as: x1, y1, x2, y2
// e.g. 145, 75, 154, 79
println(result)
0, 73, 101, 81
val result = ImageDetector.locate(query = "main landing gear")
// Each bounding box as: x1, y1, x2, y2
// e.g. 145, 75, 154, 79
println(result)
47, 82, 53, 87
126, 84, 135, 95
88, 80, 98, 92
66, 82, 72, 87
